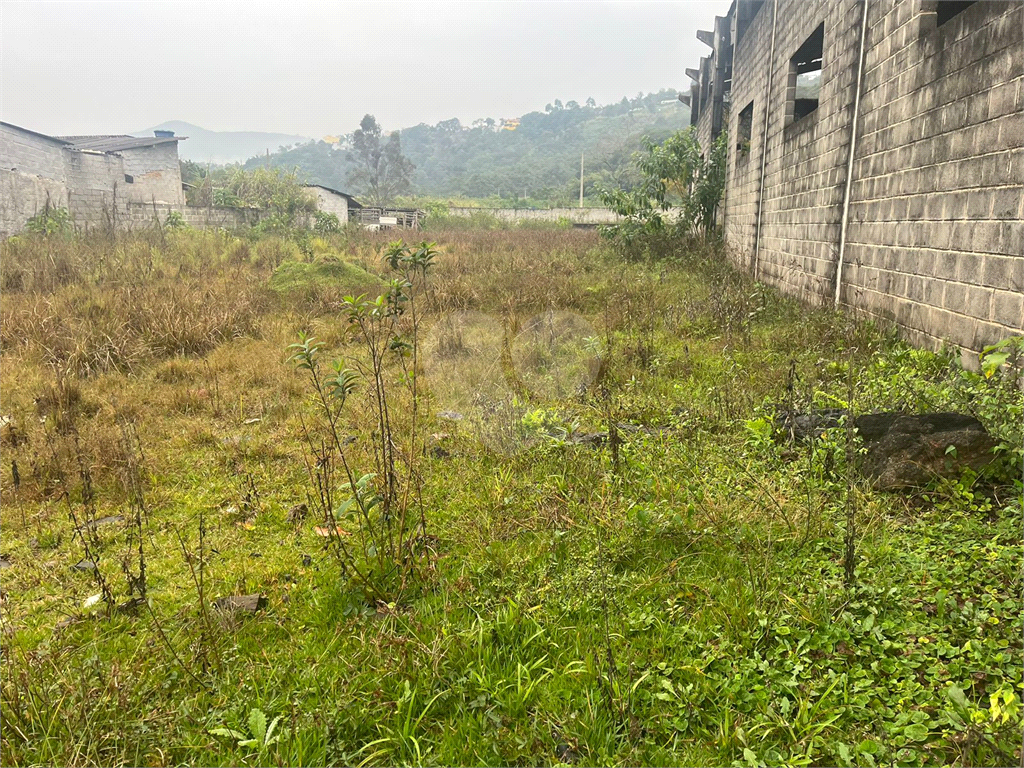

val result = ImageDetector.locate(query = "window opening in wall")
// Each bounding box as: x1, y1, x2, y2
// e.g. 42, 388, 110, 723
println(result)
936, 0, 977, 26
124, 174, 134, 183
737, 101, 754, 156
789, 23, 824, 125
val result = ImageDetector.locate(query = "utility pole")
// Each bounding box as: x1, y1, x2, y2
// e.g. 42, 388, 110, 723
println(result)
579, 152, 584, 208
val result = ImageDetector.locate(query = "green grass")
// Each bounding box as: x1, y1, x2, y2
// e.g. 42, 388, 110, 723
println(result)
269, 258, 384, 295
0, 227, 1020, 767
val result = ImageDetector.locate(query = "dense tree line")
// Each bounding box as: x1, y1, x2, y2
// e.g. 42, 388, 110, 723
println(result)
240, 91, 690, 204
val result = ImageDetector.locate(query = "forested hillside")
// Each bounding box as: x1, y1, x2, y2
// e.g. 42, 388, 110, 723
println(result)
242, 91, 689, 203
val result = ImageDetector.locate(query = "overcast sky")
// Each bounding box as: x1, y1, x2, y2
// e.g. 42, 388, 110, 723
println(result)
1, 0, 732, 138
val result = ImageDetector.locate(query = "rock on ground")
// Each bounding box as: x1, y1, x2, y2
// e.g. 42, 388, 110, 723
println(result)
855, 412, 997, 490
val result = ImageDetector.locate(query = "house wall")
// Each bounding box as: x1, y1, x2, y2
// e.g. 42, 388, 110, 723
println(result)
0, 124, 70, 237
120, 143, 185, 206
720, 0, 1023, 355
309, 187, 349, 223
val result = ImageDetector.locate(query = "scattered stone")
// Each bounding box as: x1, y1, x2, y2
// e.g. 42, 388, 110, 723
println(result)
775, 408, 846, 441
54, 615, 83, 633
856, 412, 997, 490
438, 410, 464, 421
213, 594, 267, 616
0, 558, 11, 570
569, 431, 607, 446
555, 742, 578, 765
71, 559, 96, 572
287, 503, 308, 524
84, 515, 124, 530
429, 432, 452, 458
117, 597, 146, 614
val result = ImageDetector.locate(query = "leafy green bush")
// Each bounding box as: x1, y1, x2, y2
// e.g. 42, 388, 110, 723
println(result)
25, 205, 73, 237
598, 128, 727, 253
313, 211, 341, 234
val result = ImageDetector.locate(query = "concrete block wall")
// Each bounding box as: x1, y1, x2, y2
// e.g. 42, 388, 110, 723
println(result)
64, 150, 128, 232
755, 0, 865, 304
446, 207, 622, 224
124, 202, 260, 230
725, 4, 778, 267
0, 170, 71, 238
0, 124, 71, 236
842, 0, 1023, 352
718, 0, 1022, 354
0, 123, 67, 181
120, 143, 186, 206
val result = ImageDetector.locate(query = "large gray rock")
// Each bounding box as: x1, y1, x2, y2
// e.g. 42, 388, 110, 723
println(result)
855, 412, 997, 490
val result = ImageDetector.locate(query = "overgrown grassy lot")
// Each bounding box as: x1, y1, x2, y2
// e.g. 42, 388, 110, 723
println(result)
1, 225, 1021, 767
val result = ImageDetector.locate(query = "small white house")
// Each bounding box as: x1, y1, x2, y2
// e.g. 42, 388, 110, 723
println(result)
303, 184, 362, 224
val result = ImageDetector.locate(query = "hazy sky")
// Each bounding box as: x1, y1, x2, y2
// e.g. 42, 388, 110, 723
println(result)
1, 0, 732, 138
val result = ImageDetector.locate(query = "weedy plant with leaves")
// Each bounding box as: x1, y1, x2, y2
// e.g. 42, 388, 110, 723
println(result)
290, 241, 439, 601
211, 707, 287, 754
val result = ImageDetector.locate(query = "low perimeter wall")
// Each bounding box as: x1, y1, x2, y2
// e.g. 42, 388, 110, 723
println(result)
446, 207, 622, 224
123, 202, 261, 230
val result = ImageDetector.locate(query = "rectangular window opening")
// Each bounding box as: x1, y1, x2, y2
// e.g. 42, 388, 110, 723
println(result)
936, 0, 977, 26
737, 101, 754, 156
789, 23, 824, 126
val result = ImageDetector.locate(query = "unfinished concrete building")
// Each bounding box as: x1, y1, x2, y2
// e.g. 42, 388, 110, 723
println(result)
0, 122, 186, 237
685, 0, 1022, 357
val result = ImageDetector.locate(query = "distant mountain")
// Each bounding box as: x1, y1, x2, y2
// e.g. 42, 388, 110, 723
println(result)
133, 121, 312, 164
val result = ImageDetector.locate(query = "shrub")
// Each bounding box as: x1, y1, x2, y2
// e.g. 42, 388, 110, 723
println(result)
25, 205, 73, 237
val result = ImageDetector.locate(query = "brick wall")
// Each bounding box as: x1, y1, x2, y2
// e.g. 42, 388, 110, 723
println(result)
719, 0, 1022, 354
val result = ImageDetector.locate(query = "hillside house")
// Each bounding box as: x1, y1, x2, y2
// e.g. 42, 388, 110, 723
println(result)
1, 122, 186, 236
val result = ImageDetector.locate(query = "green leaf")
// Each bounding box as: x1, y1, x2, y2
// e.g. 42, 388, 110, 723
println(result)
903, 723, 929, 742
264, 715, 283, 745
210, 727, 246, 742
857, 739, 880, 754
248, 708, 267, 744
947, 684, 967, 709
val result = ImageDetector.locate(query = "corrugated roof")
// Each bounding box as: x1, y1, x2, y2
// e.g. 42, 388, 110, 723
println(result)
303, 184, 363, 208
57, 135, 185, 152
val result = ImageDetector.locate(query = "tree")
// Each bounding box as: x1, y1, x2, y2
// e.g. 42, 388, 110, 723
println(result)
598, 127, 727, 246
347, 114, 415, 207
585, 97, 597, 108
